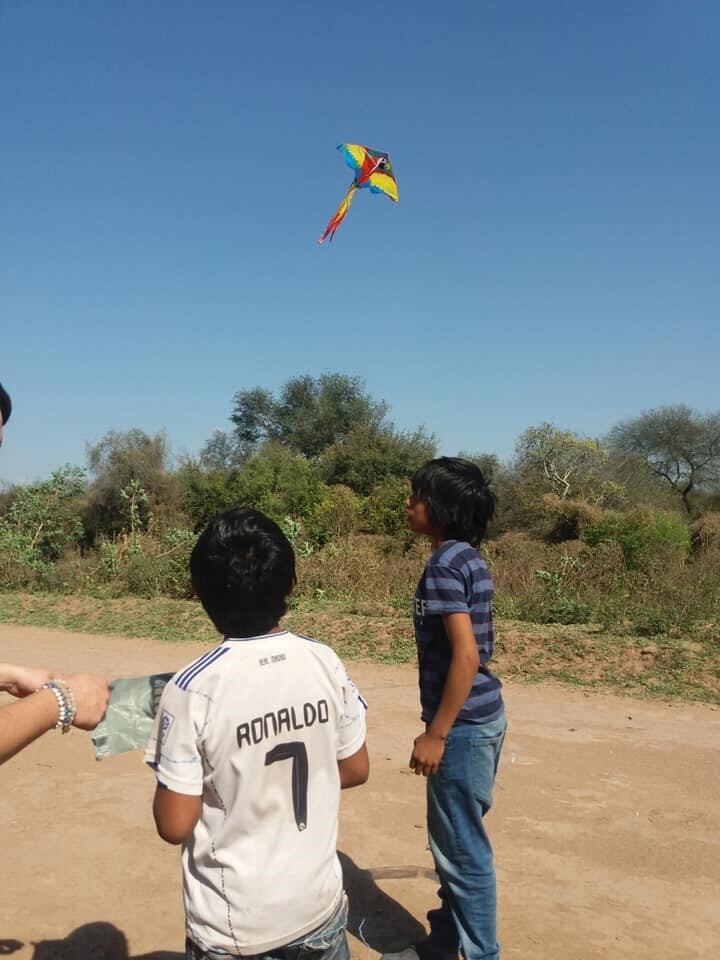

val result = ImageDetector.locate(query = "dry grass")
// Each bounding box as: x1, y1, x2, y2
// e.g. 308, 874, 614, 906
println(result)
0, 591, 718, 704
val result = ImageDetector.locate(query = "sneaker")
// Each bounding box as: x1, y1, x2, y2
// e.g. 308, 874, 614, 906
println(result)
380, 950, 422, 960
381, 945, 458, 960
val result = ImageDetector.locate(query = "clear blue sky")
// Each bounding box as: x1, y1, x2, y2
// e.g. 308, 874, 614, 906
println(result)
2, 1, 718, 484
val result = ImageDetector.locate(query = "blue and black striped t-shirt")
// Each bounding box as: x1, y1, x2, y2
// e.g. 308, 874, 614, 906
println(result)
414, 540, 503, 724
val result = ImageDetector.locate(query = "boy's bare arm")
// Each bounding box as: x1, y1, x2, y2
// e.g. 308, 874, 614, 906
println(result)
153, 783, 203, 844
410, 612, 480, 777
338, 743, 369, 788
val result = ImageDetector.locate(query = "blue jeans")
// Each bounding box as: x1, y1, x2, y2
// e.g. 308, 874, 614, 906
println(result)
186, 894, 349, 960
426, 715, 507, 960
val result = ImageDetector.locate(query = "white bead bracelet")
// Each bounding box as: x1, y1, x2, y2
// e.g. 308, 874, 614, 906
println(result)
39, 679, 76, 733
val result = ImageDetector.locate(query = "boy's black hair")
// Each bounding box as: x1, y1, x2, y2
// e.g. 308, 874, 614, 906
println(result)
190, 507, 296, 638
0, 381, 11, 425
410, 456, 496, 546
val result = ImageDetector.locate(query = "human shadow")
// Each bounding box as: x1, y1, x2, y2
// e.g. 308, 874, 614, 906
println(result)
339, 851, 430, 953
18, 861, 430, 959
20, 921, 183, 960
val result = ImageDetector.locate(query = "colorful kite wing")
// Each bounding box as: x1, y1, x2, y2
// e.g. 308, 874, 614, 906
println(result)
318, 143, 398, 243
368, 171, 399, 202
338, 143, 369, 172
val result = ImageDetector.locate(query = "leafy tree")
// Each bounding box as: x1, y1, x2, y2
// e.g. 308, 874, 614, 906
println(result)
600, 450, 677, 510
457, 452, 501, 481
235, 442, 326, 522
85, 429, 179, 539
180, 443, 327, 531
514, 423, 607, 501
321, 425, 436, 495
199, 430, 244, 470
230, 374, 388, 458
693, 485, 720, 514
177, 462, 248, 531
608, 405, 720, 514
230, 387, 276, 452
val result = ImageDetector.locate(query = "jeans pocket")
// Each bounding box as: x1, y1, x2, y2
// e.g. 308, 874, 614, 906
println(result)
469, 737, 504, 812
298, 896, 349, 958
185, 940, 233, 960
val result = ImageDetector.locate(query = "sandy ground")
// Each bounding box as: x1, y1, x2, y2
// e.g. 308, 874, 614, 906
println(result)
0, 623, 718, 960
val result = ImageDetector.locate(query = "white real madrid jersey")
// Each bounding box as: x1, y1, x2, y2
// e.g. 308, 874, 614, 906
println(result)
144, 630, 367, 955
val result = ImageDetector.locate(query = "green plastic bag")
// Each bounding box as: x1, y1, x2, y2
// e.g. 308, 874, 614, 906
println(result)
92, 673, 173, 760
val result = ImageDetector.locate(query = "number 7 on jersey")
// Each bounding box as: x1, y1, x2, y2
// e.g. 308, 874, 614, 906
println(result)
264, 741, 309, 831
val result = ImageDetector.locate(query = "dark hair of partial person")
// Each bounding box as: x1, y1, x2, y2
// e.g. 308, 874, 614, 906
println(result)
190, 507, 297, 637
410, 456, 496, 546
0, 381, 11, 425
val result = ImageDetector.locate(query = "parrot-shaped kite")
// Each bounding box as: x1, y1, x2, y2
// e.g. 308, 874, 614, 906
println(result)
318, 143, 399, 243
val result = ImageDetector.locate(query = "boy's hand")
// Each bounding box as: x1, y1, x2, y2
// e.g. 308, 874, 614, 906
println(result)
409, 731, 445, 777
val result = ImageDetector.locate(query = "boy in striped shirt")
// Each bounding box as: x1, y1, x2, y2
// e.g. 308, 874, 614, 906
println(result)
386, 458, 506, 960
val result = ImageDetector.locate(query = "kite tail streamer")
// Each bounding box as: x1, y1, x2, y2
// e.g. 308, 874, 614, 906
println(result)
318, 184, 357, 243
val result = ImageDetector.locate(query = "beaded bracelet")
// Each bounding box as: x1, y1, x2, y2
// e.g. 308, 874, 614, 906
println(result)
40, 679, 76, 733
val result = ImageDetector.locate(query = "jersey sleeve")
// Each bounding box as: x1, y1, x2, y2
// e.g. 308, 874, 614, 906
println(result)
335, 660, 367, 761
422, 563, 469, 615
144, 677, 207, 796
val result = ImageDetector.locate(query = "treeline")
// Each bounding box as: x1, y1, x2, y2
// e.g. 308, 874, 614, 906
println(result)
1, 375, 719, 635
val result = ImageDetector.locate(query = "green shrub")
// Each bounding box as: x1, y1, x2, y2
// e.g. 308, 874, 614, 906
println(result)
307, 485, 363, 544
362, 477, 409, 536
89, 527, 197, 599
178, 464, 247, 530
39, 549, 99, 594
0, 467, 85, 585
532, 562, 593, 624
236, 443, 326, 522
584, 509, 690, 569
522, 553, 593, 625
633, 610, 671, 637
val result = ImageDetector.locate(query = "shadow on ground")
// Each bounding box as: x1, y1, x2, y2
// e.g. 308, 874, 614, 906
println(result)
340, 851, 429, 952
0, 922, 183, 959
1, 857, 430, 960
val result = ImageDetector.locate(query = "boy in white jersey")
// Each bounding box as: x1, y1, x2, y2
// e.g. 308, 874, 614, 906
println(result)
145, 507, 369, 960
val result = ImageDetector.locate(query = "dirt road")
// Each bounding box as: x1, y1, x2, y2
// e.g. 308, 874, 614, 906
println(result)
1, 624, 717, 959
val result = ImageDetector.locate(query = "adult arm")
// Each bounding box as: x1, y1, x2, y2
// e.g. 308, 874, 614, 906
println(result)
410, 611, 480, 777
0, 662, 51, 697
0, 690, 62, 765
0, 666, 109, 766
